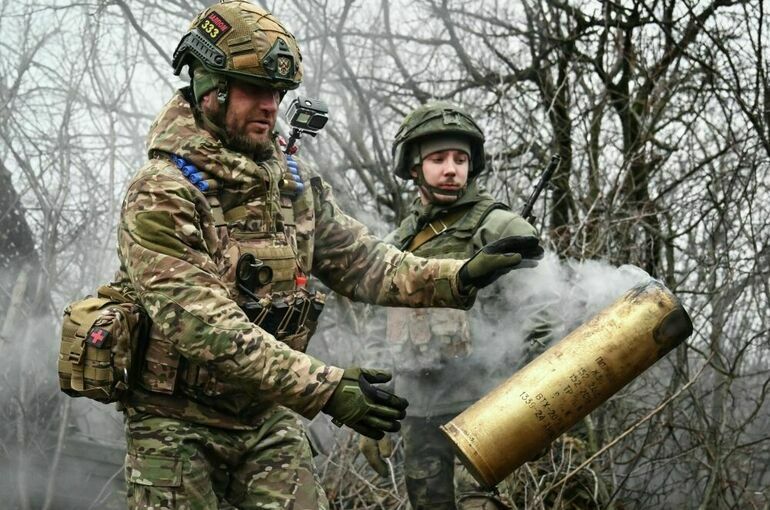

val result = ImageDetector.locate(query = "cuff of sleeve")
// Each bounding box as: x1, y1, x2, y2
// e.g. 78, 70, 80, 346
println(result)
294, 358, 345, 419
439, 259, 477, 310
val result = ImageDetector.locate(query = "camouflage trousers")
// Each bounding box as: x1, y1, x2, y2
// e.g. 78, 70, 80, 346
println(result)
402, 415, 510, 510
123, 406, 328, 509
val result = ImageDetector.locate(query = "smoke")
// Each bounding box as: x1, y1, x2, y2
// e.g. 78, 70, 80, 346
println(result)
491, 252, 653, 360
455, 253, 650, 414
320, 250, 654, 373
306, 249, 654, 452
0, 263, 125, 509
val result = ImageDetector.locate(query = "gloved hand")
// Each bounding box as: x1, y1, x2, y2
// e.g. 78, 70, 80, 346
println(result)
358, 435, 394, 477
323, 368, 408, 439
458, 235, 544, 291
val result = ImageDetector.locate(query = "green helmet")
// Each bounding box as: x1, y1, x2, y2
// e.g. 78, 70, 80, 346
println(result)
392, 102, 486, 180
172, 1, 303, 91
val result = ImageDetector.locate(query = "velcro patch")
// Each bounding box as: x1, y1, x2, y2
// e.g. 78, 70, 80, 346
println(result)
87, 327, 111, 348
197, 11, 231, 44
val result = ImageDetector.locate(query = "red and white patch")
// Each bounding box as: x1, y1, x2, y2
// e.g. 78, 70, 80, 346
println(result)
197, 11, 231, 43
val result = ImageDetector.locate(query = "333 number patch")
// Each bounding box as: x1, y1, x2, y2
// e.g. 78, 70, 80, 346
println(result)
197, 11, 231, 43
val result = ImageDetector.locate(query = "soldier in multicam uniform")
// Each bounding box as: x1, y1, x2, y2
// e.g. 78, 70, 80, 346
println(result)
108, 2, 543, 508
359, 103, 541, 509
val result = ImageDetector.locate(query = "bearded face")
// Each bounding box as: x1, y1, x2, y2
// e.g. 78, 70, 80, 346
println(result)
201, 79, 280, 161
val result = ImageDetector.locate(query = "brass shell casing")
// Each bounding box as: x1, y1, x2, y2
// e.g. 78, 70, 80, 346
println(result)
440, 279, 693, 488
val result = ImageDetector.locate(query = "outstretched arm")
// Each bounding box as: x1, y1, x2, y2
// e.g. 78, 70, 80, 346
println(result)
310, 176, 475, 309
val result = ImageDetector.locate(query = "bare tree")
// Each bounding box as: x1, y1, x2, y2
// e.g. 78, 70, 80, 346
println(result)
2, 0, 768, 507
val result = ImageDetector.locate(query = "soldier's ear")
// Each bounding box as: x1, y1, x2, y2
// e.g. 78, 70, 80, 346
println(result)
409, 166, 418, 179
199, 89, 216, 111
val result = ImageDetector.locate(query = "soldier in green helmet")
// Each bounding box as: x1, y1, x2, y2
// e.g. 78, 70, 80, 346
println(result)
106, 1, 543, 508
359, 102, 541, 509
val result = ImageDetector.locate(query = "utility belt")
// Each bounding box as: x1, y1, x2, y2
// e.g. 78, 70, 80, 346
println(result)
56, 283, 327, 406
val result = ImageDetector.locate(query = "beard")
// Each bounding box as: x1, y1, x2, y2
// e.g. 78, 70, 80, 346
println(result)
224, 130, 275, 161
206, 100, 275, 162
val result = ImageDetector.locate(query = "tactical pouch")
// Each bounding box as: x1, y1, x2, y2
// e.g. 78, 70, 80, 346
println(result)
58, 286, 147, 403
242, 290, 325, 352
138, 324, 181, 395
386, 307, 472, 372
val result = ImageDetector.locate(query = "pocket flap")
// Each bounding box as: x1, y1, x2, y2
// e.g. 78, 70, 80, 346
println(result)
68, 297, 111, 336
125, 452, 182, 487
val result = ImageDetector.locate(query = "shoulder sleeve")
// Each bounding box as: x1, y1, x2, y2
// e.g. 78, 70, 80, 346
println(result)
471, 208, 538, 251
309, 176, 475, 309
119, 169, 342, 418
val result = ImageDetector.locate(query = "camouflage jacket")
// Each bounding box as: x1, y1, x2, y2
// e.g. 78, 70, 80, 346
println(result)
385, 182, 536, 417
109, 90, 473, 429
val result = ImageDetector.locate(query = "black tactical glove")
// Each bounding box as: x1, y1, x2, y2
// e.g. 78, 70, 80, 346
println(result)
458, 235, 544, 291
323, 368, 408, 440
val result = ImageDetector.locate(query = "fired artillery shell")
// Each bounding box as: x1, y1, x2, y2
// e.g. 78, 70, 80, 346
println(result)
440, 279, 693, 487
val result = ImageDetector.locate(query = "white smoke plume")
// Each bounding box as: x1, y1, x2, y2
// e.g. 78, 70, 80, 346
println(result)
495, 252, 653, 358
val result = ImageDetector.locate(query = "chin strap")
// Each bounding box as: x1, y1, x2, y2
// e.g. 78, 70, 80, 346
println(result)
198, 113, 229, 146
194, 78, 234, 148
415, 164, 466, 203
213, 80, 232, 143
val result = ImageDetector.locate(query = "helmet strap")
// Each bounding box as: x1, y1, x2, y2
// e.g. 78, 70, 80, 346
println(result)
192, 77, 235, 147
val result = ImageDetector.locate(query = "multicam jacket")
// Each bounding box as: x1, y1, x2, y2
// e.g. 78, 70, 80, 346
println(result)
386, 182, 537, 417
109, 90, 473, 429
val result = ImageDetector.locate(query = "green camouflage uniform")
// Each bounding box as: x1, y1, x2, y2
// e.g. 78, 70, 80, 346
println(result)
109, 91, 473, 509
386, 182, 536, 510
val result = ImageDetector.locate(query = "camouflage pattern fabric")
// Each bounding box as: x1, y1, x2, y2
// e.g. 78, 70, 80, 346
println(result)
109, 90, 473, 429
124, 406, 327, 509
402, 415, 511, 510
174, 1, 304, 90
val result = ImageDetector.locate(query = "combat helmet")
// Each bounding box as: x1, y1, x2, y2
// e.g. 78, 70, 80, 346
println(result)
172, 0, 303, 94
392, 102, 486, 181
